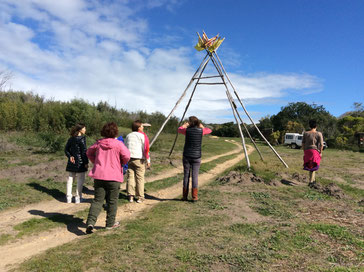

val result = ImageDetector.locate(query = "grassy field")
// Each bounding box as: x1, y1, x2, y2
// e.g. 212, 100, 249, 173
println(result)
9, 142, 363, 272
0, 131, 238, 212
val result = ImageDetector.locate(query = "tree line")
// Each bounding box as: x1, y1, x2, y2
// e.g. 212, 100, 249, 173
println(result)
212, 102, 364, 150
1, 90, 363, 151
0, 90, 179, 136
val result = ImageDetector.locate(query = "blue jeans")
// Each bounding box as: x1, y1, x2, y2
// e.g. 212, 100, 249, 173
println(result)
182, 157, 201, 189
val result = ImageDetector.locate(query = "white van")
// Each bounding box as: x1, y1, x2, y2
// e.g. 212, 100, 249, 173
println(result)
284, 132, 328, 150
284, 133, 303, 149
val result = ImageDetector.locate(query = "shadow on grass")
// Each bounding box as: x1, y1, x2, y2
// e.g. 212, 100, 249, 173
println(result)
27, 182, 65, 201
119, 189, 181, 202
280, 179, 297, 186
145, 193, 181, 202
27, 182, 94, 202
28, 209, 89, 236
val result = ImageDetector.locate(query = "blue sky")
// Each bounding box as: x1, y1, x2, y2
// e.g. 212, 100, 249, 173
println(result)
0, 0, 363, 123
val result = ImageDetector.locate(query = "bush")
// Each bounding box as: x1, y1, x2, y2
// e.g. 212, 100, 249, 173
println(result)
39, 132, 68, 153
0, 91, 178, 136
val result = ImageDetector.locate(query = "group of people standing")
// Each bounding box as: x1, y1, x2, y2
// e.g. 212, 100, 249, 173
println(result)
64, 116, 324, 234
64, 116, 211, 234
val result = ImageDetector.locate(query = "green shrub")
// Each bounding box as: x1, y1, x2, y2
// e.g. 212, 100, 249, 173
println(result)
39, 132, 68, 153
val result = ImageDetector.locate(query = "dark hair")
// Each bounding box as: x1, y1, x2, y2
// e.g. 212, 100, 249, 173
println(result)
101, 122, 118, 138
70, 123, 85, 137
132, 120, 142, 132
188, 116, 200, 128
309, 120, 317, 129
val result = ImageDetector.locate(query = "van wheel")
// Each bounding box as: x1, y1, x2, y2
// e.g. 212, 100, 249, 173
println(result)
290, 143, 297, 149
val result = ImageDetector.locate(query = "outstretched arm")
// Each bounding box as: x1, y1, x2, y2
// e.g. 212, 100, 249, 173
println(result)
178, 122, 189, 135
200, 123, 212, 135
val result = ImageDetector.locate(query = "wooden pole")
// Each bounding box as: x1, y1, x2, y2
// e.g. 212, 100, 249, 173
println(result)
214, 52, 289, 168
226, 88, 264, 162
225, 89, 251, 169
210, 54, 264, 162
209, 54, 251, 168
150, 53, 210, 147
168, 53, 212, 157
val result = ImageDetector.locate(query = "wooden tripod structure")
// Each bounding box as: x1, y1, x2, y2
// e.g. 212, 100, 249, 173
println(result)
150, 48, 289, 169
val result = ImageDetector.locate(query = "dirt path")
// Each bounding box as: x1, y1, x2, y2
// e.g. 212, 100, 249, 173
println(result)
0, 142, 251, 271
0, 140, 239, 233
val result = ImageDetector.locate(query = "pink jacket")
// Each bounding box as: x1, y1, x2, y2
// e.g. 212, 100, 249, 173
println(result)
87, 138, 130, 182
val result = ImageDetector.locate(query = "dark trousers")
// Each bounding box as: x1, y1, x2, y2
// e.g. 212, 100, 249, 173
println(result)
86, 179, 120, 228
183, 156, 201, 189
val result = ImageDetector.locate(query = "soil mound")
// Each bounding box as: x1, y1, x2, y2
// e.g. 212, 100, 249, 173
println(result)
216, 171, 279, 186
309, 182, 345, 199
291, 172, 308, 183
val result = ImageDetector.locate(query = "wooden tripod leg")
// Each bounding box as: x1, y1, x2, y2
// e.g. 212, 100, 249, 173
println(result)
214, 52, 289, 168
150, 53, 210, 148
168, 54, 212, 157
209, 54, 264, 161
209, 53, 252, 168
225, 89, 251, 169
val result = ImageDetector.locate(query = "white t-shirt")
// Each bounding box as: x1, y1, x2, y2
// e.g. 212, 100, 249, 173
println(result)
125, 132, 145, 159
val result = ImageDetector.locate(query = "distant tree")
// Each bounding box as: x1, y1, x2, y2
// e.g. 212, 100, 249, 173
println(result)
271, 102, 336, 138
337, 116, 364, 135
96, 101, 113, 112
268, 131, 281, 145
258, 116, 273, 131
0, 70, 12, 91
256, 116, 274, 140
352, 102, 364, 117
285, 121, 304, 133
0, 90, 185, 138
212, 122, 239, 137
353, 102, 363, 111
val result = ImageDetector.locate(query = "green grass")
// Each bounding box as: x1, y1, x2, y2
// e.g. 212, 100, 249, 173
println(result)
303, 189, 331, 200
4, 136, 364, 271
145, 174, 183, 192
309, 223, 364, 248
0, 131, 237, 213
16, 176, 364, 271
0, 234, 12, 246
2, 151, 240, 245
250, 199, 294, 219
14, 214, 82, 238
0, 178, 66, 211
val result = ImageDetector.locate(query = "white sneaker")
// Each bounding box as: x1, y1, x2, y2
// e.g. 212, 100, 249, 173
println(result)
136, 199, 144, 203
106, 221, 120, 230
75, 197, 81, 204
66, 196, 72, 203
129, 196, 134, 203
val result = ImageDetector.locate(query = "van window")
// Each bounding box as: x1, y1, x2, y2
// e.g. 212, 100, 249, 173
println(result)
297, 136, 302, 140
286, 135, 293, 139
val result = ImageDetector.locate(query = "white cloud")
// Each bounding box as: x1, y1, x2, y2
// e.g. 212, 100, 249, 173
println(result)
0, 0, 323, 124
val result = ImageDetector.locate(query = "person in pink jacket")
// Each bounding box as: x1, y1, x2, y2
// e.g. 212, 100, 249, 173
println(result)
85, 122, 130, 234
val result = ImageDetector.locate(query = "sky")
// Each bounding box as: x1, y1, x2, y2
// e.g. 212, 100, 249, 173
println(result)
0, 0, 363, 123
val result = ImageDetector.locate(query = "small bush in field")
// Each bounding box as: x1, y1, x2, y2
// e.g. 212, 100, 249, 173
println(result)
39, 132, 67, 153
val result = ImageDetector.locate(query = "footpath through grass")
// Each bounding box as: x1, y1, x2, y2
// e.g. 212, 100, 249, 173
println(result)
0, 132, 238, 212
15, 144, 364, 271
2, 149, 239, 246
